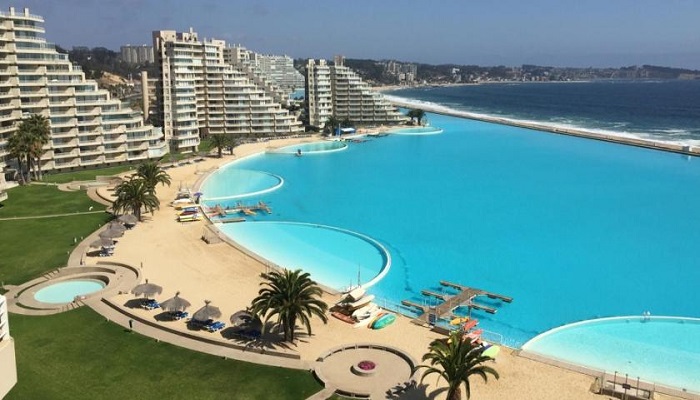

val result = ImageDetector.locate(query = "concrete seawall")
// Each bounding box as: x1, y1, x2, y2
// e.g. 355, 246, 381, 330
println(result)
388, 98, 699, 157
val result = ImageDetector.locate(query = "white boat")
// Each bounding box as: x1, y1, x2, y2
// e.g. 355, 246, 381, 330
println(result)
353, 309, 382, 328
352, 303, 378, 319
339, 287, 365, 304
343, 294, 375, 311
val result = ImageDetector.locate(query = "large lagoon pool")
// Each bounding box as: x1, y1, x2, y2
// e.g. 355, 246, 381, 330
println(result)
201, 112, 700, 389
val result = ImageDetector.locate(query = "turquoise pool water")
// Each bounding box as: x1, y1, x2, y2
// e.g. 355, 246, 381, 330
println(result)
522, 317, 700, 392
200, 112, 700, 388
34, 280, 106, 304
202, 167, 283, 201
272, 141, 348, 154
388, 126, 443, 135
217, 221, 389, 290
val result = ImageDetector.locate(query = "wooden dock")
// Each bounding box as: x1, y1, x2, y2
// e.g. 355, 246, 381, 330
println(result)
403, 280, 513, 325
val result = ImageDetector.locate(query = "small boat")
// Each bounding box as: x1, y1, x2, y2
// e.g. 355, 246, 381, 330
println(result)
331, 311, 356, 324
352, 303, 378, 319
450, 316, 469, 326
465, 329, 483, 344
482, 345, 500, 359
174, 202, 197, 210
462, 319, 479, 332
340, 287, 366, 304
178, 213, 201, 222
354, 309, 382, 328
370, 313, 396, 330
343, 294, 375, 311
178, 208, 199, 216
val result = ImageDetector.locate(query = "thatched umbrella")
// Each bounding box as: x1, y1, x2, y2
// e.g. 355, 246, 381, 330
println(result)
131, 279, 163, 298
99, 228, 124, 239
89, 237, 114, 248
107, 222, 127, 232
230, 310, 262, 331
118, 214, 138, 225
193, 300, 221, 321
159, 291, 191, 312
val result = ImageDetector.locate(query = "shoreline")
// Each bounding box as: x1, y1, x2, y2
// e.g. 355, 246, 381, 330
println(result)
385, 96, 700, 157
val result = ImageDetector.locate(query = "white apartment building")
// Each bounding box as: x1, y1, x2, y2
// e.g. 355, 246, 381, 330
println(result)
306, 58, 405, 129
153, 29, 302, 153
305, 59, 332, 128
0, 7, 167, 173
120, 44, 154, 64
0, 294, 17, 399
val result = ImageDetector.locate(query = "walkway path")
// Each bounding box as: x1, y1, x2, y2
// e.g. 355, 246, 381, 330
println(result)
0, 210, 106, 221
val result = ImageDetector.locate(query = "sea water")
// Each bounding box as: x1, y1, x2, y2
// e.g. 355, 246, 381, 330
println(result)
386, 80, 700, 144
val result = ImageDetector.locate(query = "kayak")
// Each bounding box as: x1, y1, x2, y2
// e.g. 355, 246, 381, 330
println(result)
371, 313, 396, 330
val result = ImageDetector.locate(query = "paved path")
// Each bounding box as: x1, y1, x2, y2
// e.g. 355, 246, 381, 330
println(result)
0, 210, 107, 221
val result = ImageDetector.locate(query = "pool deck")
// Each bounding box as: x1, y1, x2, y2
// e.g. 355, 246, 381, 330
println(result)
68, 135, 690, 400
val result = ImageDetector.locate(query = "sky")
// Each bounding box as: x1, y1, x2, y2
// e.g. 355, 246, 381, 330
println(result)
12, 0, 700, 69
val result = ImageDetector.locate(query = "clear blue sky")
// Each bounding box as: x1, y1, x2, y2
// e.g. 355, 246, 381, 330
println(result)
14, 0, 700, 69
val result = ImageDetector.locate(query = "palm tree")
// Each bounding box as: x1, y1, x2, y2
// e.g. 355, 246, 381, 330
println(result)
111, 178, 160, 221
19, 114, 50, 181
206, 134, 231, 158
414, 109, 426, 125
136, 161, 171, 193
324, 115, 340, 135
406, 109, 417, 124
6, 127, 31, 185
414, 331, 499, 400
250, 269, 328, 342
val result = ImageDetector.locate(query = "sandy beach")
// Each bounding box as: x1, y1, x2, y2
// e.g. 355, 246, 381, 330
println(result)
82, 135, 639, 400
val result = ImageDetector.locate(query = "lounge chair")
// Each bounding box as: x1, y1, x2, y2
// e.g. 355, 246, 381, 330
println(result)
142, 299, 160, 310
169, 311, 188, 320
206, 321, 225, 332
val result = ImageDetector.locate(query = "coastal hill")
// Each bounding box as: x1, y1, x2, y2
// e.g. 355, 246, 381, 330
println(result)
295, 58, 700, 86
59, 45, 700, 90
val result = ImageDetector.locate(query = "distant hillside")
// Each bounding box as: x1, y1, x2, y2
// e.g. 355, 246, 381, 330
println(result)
56, 45, 157, 83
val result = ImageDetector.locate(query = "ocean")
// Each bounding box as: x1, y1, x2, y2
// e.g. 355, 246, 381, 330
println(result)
385, 80, 700, 145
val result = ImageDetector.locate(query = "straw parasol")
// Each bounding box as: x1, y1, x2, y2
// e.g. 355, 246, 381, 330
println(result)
159, 291, 191, 312
107, 221, 127, 232
99, 228, 124, 239
118, 214, 138, 225
89, 237, 114, 248
230, 310, 262, 331
131, 279, 163, 298
193, 300, 221, 321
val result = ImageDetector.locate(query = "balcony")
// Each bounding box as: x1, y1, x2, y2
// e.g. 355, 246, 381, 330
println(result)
53, 149, 79, 159
79, 156, 105, 166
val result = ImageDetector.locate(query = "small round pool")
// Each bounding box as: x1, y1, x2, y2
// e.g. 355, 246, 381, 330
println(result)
216, 221, 390, 291
273, 141, 348, 154
522, 316, 700, 392
202, 168, 283, 201
34, 279, 106, 304
388, 126, 443, 135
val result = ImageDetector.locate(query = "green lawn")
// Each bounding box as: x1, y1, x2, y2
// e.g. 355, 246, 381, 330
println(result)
0, 185, 106, 218
2, 184, 327, 400
7, 308, 323, 400
42, 165, 135, 184
0, 185, 112, 285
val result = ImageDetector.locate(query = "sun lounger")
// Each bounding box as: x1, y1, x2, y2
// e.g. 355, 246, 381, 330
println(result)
141, 299, 160, 310
169, 311, 188, 320
205, 321, 225, 332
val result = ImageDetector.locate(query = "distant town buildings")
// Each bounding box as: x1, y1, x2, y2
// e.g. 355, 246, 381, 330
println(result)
384, 60, 417, 84
306, 58, 406, 129
0, 7, 167, 174
152, 28, 302, 153
120, 44, 154, 64
0, 294, 17, 398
